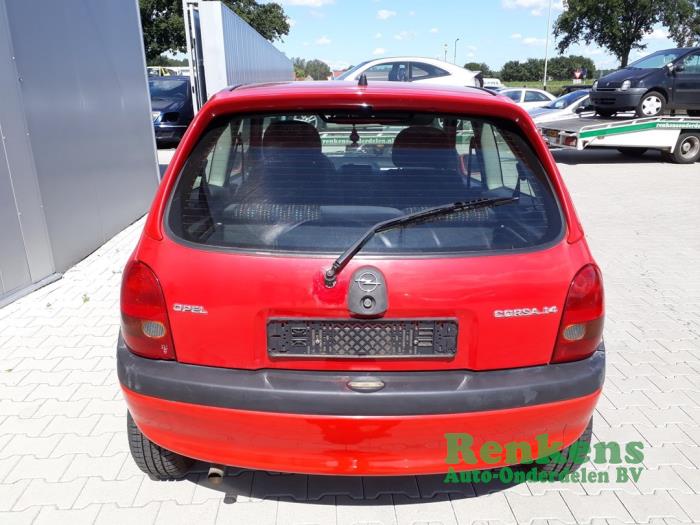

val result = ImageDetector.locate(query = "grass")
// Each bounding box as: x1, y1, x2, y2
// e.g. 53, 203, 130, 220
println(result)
503, 80, 589, 96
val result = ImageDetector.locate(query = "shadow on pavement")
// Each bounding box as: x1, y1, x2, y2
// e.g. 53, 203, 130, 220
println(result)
551, 148, 669, 165
177, 462, 525, 504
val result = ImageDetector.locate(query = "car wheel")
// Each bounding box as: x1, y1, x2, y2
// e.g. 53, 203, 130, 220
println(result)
617, 147, 648, 157
596, 110, 616, 118
636, 91, 665, 117
127, 411, 194, 480
669, 132, 700, 164
537, 418, 593, 477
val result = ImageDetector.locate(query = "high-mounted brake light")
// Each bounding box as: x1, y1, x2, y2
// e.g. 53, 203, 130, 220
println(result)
552, 264, 604, 363
120, 260, 175, 360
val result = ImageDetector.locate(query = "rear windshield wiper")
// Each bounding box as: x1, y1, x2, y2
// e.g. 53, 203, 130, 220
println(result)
323, 196, 519, 287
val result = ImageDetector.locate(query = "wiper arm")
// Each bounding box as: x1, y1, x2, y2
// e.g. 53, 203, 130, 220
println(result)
323, 196, 519, 287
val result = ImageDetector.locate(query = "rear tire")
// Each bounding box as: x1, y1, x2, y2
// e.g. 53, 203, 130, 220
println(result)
668, 132, 700, 164
537, 418, 593, 477
636, 91, 665, 117
617, 147, 648, 157
127, 411, 194, 480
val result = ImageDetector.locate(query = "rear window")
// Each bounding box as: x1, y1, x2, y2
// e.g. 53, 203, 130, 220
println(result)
167, 112, 563, 254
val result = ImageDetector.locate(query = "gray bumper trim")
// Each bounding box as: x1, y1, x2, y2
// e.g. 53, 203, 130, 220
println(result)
117, 336, 605, 416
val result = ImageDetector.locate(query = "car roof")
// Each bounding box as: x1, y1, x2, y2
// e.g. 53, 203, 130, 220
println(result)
352, 56, 469, 73
219, 80, 494, 100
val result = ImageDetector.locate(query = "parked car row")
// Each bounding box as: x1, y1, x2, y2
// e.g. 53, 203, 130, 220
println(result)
147, 47, 700, 149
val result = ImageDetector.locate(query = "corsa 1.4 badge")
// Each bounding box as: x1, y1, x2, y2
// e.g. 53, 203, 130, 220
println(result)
493, 306, 558, 318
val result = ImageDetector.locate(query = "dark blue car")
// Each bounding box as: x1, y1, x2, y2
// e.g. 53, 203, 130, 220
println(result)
590, 47, 700, 118
149, 76, 194, 147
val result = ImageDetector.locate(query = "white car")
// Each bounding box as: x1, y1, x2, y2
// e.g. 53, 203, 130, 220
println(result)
500, 88, 556, 110
335, 57, 482, 87
528, 90, 593, 125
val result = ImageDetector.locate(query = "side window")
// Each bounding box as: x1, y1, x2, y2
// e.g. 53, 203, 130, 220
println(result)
410, 62, 449, 80
204, 120, 246, 188
480, 124, 535, 196
363, 63, 393, 81
678, 53, 700, 74
503, 90, 521, 102
364, 62, 408, 81
525, 90, 550, 102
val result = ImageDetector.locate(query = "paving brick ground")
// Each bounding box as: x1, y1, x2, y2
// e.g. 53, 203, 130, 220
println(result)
1, 149, 699, 524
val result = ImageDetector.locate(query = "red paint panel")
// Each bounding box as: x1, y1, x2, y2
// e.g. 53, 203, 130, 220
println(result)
124, 386, 600, 476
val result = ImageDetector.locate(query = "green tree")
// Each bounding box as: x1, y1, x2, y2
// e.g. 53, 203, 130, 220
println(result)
663, 0, 700, 46
292, 57, 307, 79
547, 55, 596, 80
554, 0, 696, 68
463, 62, 493, 76
139, 0, 186, 62
500, 60, 527, 82
303, 59, 332, 80
228, 0, 290, 42
139, 0, 290, 62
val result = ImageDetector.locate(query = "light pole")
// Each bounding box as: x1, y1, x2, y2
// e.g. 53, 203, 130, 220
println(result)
453, 38, 460, 64
443, 43, 448, 62
542, 0, 553, 90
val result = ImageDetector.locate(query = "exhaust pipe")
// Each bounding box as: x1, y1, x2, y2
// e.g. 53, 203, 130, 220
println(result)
207, 465, 225, 485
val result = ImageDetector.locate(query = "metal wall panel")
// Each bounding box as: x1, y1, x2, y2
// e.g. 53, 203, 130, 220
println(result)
0, 0, 54, 299
3, 0, 159, 274
0, 0, 158, 304
198, 1, 293, 100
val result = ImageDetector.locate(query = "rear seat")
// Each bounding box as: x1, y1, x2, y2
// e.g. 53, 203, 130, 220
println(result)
235, 120, 335, 205
383, 126, 471, 208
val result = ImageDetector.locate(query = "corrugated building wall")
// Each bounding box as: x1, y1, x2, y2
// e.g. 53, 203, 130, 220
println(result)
0, 0, 159, 305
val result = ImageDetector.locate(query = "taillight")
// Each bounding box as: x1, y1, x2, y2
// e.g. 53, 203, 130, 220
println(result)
120, 260, 175, 360
552, 264, 604, 363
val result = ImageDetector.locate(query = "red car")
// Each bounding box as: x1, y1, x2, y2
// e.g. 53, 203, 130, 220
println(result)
118, 81, 604, 479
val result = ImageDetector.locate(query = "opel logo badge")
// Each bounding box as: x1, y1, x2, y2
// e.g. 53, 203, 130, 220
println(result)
355, 271, 381, 293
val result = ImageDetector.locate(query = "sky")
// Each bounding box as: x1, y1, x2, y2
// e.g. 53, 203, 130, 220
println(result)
270, 0, 679, 72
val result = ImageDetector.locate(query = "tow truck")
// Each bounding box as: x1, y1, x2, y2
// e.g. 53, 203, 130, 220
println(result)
538, 115, 700, 164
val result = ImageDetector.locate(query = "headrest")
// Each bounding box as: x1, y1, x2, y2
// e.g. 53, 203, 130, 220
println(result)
263, 120, 322, 151
392, 126, 454, 169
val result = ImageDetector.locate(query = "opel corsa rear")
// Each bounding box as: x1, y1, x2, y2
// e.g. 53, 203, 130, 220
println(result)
118, 81, 604, 478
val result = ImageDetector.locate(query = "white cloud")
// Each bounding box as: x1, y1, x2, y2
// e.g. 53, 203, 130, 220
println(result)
394, 30, 415, 41
522, 36, 546, 46
581, 45, 604, 56
377, 9, 397, 20
429, 27, 439, 33
645, 27, 669, 40
287, 18, 296, 28
315, 35, 331, 45
276, 0, 334, 6
324, 59, 350, 70
502, 0, 563, 16
408, 10, 415, 16
466, 52, 475, 58
373, 47, 386, 55
511, 32, 545, 45
467, 45, 477, 51
374, 32, 383, 39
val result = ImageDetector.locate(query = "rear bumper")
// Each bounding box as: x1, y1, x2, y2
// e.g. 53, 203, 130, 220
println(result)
590, 88, 646, 110
153, 124, 187, 143
118, 338, 604, 475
